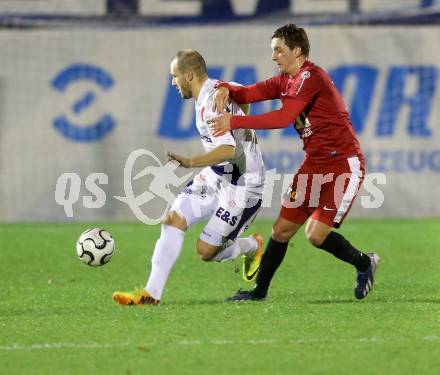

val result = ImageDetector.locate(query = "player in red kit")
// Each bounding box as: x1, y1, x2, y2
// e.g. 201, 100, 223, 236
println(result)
211, 24, 379, 301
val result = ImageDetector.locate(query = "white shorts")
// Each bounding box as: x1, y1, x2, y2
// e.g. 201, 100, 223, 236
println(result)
170, 167, 262, 246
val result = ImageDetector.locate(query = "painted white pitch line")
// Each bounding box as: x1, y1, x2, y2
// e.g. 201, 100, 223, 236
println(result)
1, 336, 440, 351
177, 336, 440, 346
0, 342, 131, 351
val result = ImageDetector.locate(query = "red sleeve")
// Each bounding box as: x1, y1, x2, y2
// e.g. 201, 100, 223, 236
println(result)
230, 98, 307, 130
218, 77, 282, 104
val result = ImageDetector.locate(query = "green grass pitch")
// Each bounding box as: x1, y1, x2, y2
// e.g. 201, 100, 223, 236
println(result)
1, 219, 440, 374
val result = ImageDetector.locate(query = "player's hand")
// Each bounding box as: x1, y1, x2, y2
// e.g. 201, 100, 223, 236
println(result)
211, 112, 232, 137
166, 151, 193, 168
212, 86, 230, 113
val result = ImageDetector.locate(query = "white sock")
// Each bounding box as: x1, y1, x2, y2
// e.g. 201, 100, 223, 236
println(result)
145, 224, 185, 300
212, 236, 258, 262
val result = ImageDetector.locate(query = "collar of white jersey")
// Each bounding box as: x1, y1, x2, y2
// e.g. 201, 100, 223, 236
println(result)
195, 78, 216, 106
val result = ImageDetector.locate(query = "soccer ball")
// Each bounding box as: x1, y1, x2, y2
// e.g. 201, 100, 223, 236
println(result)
76, 228, 115, 266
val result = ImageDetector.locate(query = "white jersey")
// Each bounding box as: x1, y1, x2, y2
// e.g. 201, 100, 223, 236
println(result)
195, 78, 265, 194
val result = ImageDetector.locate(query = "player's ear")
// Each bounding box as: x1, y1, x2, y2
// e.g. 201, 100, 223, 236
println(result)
187, 70, 194, 82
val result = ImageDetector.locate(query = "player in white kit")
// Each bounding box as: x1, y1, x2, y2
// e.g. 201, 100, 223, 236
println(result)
113, 50, 266, 305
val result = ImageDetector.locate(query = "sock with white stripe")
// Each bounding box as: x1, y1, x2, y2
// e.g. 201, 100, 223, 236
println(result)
145, 224, 185, 300
212, 236, 258, 262
318, 231, 371, 272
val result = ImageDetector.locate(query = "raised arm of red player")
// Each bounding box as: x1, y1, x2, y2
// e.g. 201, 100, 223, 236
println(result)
230, 98, 308, 130
210, 97, 308, 136
217, 76, 282, 104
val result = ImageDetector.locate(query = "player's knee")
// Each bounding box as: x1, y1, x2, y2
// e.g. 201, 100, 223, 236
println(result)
196, 240, 218, 261
162, 210, 187, 231
306, 230, 326, 248
271, 224, 292, 243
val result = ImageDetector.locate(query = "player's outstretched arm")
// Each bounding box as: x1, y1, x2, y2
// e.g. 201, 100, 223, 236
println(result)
167, 145, 235, 168
213, 78, 281, 113
211, 98, 307, 135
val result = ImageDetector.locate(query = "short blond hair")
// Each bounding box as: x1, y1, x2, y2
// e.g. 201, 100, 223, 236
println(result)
174, 50, 207, 78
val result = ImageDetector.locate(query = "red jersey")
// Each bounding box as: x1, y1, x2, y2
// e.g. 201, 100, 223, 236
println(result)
221, 60, 363, 162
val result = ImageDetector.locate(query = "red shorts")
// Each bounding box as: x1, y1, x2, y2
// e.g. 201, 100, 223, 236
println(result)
280, 155, 365, 228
